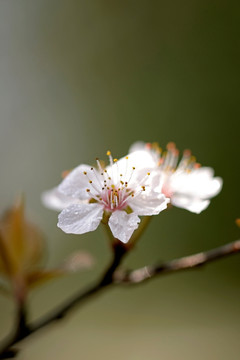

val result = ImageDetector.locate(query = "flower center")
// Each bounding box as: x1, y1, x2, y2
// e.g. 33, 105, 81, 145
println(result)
84, 151, 150, 212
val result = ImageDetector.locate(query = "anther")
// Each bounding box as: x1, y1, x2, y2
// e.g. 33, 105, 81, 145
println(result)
167, 142, 176, 150
114, 158, 118, 162
106, 151, 111, 156
83, 171, 87, 175
86, 189, 90, 192
89, 180, 92, 183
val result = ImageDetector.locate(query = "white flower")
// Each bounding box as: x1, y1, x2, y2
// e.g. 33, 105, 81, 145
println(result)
43, 150, 169, 243
41, 187, 84, 211
129, 142, 223, 214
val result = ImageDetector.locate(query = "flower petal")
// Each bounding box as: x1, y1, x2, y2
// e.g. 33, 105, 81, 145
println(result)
171, 195, 210, 214
58, 164, 98, 199
58, 203, 104, 234
128, 193, 169, 216
108, 211, 140, 243
41, 187, 83, 211
170, 167, 223, 199
107, 150, 157, 186
128, 141, 146, 153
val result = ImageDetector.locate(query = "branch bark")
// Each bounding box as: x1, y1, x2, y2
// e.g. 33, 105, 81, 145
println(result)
0, 239, 240, 358
0, 242, 127, 359
114, 240, 240, 284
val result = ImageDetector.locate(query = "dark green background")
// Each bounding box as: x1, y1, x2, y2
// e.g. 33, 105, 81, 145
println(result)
0, 1, 239, 359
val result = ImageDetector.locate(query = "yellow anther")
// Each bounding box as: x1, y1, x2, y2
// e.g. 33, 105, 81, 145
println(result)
83, 171, 87, 175
114, 158, 118, 162
120, 181, 124, 185
106, 150, 111, 156
141, 186, 146, 191
89, 180, 92, 183
111, 184, 115, 188
132, 167, 135, 170
131, 194, 134, 197
86, 189, 90, 192
108, 177, 111, 180
104, 170, 107, 173
147, 172, 150, 176
120, 174, 123, 176
125, 156, 129, 159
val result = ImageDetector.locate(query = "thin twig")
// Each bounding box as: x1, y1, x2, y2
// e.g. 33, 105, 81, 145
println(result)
114, 240, 240, 284
0, 242, 127, 359
1, 239, 240, 358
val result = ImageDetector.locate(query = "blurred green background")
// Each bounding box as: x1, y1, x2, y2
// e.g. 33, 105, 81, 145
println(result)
0, 1, 240, 359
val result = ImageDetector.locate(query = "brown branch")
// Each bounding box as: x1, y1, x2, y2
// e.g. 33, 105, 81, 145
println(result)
1, 239, 240, 358
0, 241, 127, 359
114, 240, 240, 284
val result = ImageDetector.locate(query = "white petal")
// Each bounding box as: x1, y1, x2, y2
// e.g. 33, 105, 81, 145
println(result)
58, 164, 101, 199
58, 203, 104, 234
108, 211, 140, 243
128, 193, 169, 216
128, 141, 146, 153
108, 150, 157, 184
170, 167, 223, 199
41, 187, 83, 211
129, 142, 159, 165
171, 195, 210, 214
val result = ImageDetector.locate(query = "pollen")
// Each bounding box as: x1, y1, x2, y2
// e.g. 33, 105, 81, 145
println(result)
167, 142, 176, 150
61, 170, 71, 179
